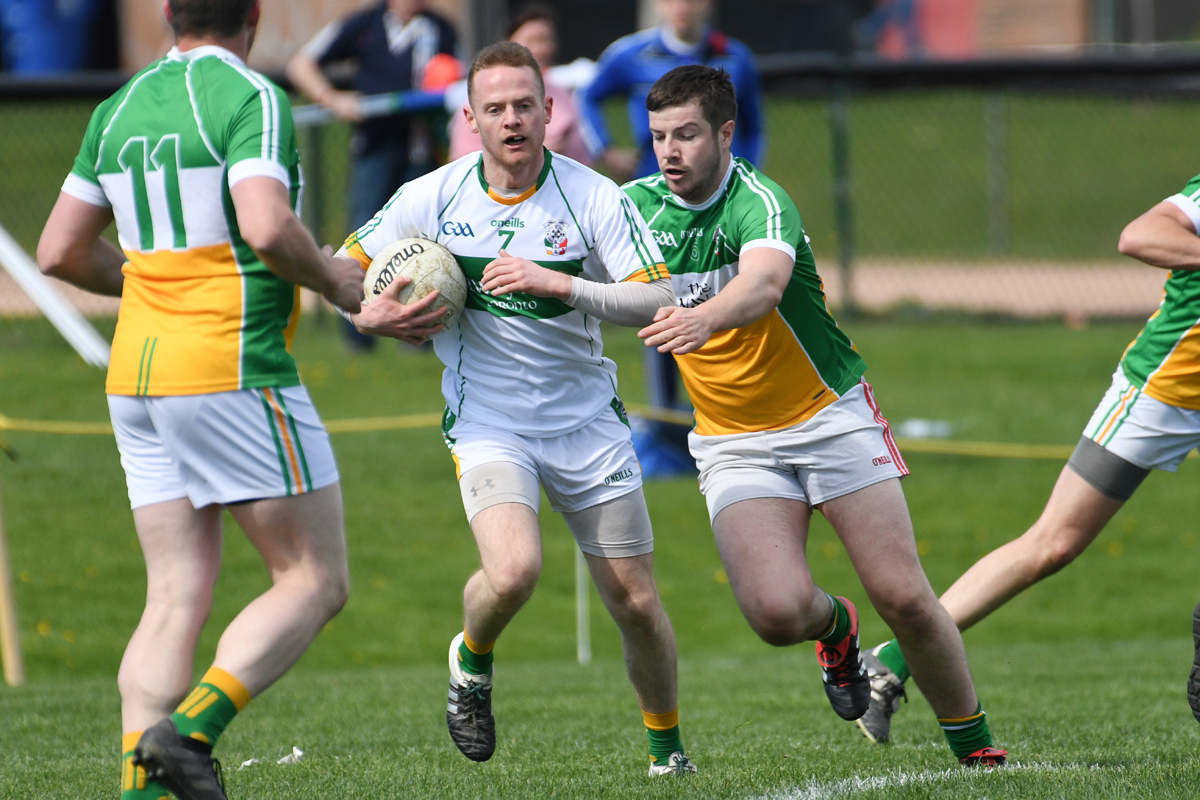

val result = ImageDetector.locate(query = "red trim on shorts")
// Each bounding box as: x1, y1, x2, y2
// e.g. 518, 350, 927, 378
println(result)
861, 380, 909, 475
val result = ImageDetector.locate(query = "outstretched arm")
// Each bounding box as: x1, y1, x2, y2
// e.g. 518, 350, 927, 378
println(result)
1118, 201, 1200, 271
231, 176, 363, 313
481, 250, 674, 326
37, 193, 125, 296
638, 247, 792, 354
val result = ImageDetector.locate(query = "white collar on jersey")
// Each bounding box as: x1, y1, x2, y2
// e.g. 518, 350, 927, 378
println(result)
166, 45, 246, 67
669, 156, 735, 212
383, 11, 435, 56
660, 26, 705, 57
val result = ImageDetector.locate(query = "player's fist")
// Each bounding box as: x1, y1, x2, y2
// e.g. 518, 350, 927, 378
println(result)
351, 274, 447, 344
324, 249, 365, 314
481, 249, 572, 299
638, 305, 714, 355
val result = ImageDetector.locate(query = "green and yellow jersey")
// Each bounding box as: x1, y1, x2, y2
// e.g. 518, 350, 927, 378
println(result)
1120, 172, 1200, 409
623, 158, 865, 436
62, 45, 303, 396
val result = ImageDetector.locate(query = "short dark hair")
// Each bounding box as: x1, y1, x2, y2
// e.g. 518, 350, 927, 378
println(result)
467, 41, 545, 104
507, 2, 560, 39
646, 65, 738, 135
167, 0, 256, 38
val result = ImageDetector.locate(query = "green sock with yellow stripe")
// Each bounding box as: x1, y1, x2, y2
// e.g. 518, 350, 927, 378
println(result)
169, 667, 251, 748
938, 702, 993, 760
120, 732, 169, 800
644, 708, 684, 765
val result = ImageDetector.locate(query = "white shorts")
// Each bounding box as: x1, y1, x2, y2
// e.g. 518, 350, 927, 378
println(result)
108, 386, 339, 509
689, 380, 908, 521
1083, 368, 1200, 472
442, 401, 643, 515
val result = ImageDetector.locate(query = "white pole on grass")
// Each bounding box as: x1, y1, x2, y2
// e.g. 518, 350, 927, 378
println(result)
0, 223, 110, 368
575, 549, 591, 665
0, 481, 25, 686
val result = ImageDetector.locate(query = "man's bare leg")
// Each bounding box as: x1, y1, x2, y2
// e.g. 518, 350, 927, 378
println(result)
584, 552, 678, 714
462, 502, 543, 645
447, 502, 542, 762
216, 484, 351, 694
820, 479, 976, 719
940, 466, 1124, 631
711, 497, 835, 645
120, 499, 223, 733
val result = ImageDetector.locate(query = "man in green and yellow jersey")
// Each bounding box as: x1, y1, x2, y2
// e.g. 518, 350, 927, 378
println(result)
623, 65, 1005, 767
37, 1, 364, 798
858, 175, 1200, 744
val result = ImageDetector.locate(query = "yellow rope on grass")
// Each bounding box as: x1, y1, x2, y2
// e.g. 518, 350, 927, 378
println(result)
2, 407, 1193, 462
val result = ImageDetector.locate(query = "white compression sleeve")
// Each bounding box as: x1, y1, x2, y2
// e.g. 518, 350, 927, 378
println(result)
566, 276, 674, 327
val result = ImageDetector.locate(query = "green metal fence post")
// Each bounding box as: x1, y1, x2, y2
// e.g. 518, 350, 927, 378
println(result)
830, 80, 856, 315
986, 91, 1008, 256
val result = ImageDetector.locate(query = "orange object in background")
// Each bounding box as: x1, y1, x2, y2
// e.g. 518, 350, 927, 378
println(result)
422, 53, 463, 91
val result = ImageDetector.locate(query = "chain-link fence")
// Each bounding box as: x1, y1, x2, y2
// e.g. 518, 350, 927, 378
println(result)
4, 56, 1200, 322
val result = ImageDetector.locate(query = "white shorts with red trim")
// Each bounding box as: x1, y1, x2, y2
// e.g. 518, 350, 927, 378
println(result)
688, 380, 908, 522
1082, 367, 1200, 472
108, 386, 339, 510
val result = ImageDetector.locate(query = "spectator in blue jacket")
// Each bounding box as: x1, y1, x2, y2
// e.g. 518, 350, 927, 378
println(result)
580, 0, 764, 182
288, 0, 456, 350
581, 0, 765, 474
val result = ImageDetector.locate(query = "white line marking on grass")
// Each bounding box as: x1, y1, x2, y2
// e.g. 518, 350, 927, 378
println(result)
752, 762, 1076, 800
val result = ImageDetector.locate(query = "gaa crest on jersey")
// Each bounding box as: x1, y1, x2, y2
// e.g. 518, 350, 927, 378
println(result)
543, 219, 569, 256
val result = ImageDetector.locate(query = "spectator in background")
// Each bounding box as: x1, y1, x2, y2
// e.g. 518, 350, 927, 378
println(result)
287, 0, 456, 351
449, 3, 590, 164
580, 0, 764, 474
580, 0, 763, 183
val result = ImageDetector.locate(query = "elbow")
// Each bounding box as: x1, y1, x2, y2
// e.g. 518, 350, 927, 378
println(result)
1117, 225, 1144, 259
36, 238, 69, 279
765, 283, 786, 309
242, 224, 286, 257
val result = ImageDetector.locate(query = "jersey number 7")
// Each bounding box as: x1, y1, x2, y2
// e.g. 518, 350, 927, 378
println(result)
496, 228, 515, 250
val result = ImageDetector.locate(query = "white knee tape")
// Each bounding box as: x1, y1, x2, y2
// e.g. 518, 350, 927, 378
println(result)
459, 462, 541, 522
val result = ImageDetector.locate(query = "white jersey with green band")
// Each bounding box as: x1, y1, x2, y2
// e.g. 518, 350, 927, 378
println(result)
1124, 172, 1200, 410
344, 150, 668, 438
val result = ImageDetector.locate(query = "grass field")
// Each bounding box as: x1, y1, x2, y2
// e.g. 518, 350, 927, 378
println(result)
2, 314, 1200, 798
5, 91, 1200, 267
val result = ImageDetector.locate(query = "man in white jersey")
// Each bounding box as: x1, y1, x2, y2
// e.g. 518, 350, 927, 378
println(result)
858, 175, 1200, 744
36, 2, 363, 798
339, 42, 695, 774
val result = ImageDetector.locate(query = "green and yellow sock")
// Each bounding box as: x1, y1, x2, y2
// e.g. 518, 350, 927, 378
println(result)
458, 631, 494, 676
120, 732, 169, 800
169, 667, 251, 748
938, 702, 993, 760
817, 594, 851, 644
644, 708, 684, 765
875, 639, 911, 683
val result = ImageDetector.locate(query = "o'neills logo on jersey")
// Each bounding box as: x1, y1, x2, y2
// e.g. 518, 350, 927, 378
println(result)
544, 220, 569, 256
491, 219, 524, 228
373, 242, 427, 295
872, 455, 893, 467
604, 468, 634, 486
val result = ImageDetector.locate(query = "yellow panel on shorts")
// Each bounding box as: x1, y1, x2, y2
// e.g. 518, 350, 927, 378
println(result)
106, 243, 244, 396
678, 309, 839, 436
1143, 328, 1200, 410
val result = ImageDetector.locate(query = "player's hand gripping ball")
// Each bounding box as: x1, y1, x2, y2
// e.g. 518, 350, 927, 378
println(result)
362, 238, 468, 338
